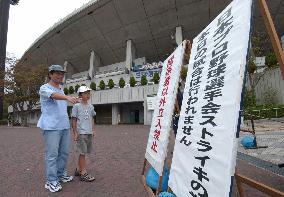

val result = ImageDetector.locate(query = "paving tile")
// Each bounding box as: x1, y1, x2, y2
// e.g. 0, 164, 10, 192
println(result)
0, 123, 283, 197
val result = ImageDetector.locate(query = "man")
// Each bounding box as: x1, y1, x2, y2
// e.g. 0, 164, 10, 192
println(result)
37, 64, 79, 193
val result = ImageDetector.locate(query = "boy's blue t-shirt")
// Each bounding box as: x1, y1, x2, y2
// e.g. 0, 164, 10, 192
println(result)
37, 83, 70, 130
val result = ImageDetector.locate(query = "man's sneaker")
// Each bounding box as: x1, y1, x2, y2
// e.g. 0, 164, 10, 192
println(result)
59, 174, 74, 183
44, 181, 62, 193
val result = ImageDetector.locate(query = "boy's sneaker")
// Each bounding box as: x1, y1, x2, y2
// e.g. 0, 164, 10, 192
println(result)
80, 173, 95, 182
45, 181, 62, 193
59, 174, 74, 183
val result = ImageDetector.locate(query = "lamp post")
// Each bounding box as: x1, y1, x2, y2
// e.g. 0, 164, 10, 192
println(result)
0, 0, 10, 119
0, 0, 19, 119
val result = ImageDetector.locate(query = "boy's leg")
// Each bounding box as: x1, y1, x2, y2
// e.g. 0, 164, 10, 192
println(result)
43, 130, 61, 182
57, 129, 71, 179
78, 154, 87, 174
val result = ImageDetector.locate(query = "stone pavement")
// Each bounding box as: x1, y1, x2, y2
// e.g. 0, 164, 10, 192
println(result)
0, 123, 283, 197
239, 118, 284, 165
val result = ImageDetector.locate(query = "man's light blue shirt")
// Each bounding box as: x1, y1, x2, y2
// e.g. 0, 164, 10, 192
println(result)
37, 83, 70, 130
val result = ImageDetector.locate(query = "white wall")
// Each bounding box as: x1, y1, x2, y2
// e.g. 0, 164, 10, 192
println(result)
254, 67, 284, 104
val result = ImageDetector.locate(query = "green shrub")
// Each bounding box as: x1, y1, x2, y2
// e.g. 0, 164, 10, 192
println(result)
243, 105, 284, 120
129, 76, 136, 87
266, 52, 278, 68
247, 57, 257, 74
119, 78, 125, 88
69, 86, 74, 94
243, 89, 256, 109
63, 87, 69, 95
141, 75, 148, 86
75, 84, 80, 92
108, 79, 114, 89
99, 80, 105, 90
153, 72, 160, 84
90, 82, 96, 90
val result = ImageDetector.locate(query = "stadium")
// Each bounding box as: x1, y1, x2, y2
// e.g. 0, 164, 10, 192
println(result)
11, 0, 284, 125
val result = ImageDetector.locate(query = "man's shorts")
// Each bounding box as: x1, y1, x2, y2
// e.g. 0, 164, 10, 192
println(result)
76, 134, 93, 154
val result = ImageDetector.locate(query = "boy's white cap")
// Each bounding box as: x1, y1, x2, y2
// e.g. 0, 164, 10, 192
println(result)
77, 86, 92, 93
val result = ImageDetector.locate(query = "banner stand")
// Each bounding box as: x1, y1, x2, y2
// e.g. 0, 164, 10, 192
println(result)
234, 0, 284, 196
235, 169, 284, 197
141, 158, 164, 196
141, 41, 192, 197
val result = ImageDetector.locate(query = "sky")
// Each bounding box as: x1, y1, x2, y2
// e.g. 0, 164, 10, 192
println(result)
7, 0, 91, 58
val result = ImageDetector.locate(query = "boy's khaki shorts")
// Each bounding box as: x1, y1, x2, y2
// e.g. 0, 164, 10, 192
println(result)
76, 134, 93, 154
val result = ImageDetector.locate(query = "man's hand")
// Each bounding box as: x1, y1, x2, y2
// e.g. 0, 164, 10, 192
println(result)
66, 96, 81, 104
72, 131, 78, 141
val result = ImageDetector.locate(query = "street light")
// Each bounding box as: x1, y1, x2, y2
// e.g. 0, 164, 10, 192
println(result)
0, 0, 19, 119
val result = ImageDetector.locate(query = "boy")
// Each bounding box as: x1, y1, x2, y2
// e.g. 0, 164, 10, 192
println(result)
71, 85, 96, 182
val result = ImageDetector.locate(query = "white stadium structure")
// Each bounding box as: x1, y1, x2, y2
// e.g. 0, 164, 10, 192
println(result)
11, 0, 284, 124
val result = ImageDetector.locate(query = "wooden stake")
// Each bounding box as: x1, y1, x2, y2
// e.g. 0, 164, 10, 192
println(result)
156, 175, 163, 195
235, 172, 284, 197
235, 169, 245, 197
142, 158, 147, 175
258, 0, 284, 79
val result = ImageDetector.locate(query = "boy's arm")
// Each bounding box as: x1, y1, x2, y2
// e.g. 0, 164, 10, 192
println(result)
71, 117, 78, 141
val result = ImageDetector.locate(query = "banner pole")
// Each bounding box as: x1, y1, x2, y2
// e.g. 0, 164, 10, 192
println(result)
257, 0, 284, 79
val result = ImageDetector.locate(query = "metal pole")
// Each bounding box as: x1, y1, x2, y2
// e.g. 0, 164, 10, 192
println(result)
0, 0, 11, 119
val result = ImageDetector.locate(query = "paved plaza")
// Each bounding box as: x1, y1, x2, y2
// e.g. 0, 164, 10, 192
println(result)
0, 123, 284, 197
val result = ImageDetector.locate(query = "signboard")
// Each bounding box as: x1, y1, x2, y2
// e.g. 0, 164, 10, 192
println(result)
133, 68, 162, 81
145, 42, 185, 176
147, 96, 157, 110
168, 0, 252, 196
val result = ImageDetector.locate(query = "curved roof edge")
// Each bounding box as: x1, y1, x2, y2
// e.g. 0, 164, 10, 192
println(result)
21, 0, 101, 60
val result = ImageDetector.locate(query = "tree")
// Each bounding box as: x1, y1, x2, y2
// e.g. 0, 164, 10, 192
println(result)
69, 86, 74, 94
4, 56, 47, 126
99, 80, 105, 90
247, 31, 278, 98
119, 78, 125, 88
152, 72, 160, 84
63, 87, 69, 95
129, 76, 136, 87
141, 75, 148, 86
75, 84, 80, 93
108, 79, 114, 89
90, 82, 96, 90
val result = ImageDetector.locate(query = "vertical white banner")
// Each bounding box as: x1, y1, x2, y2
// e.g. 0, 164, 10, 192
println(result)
145, 42, 185, 176
169, 0, 252, 196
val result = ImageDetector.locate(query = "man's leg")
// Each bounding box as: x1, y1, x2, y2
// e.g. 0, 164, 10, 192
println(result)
57, 129, 70, 178
43, 130, 61, 182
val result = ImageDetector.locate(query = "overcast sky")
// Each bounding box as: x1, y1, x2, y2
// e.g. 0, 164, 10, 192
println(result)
7, 0, 91, 58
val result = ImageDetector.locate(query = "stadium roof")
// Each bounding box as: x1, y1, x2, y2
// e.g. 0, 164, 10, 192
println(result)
20, 0, 284, 73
